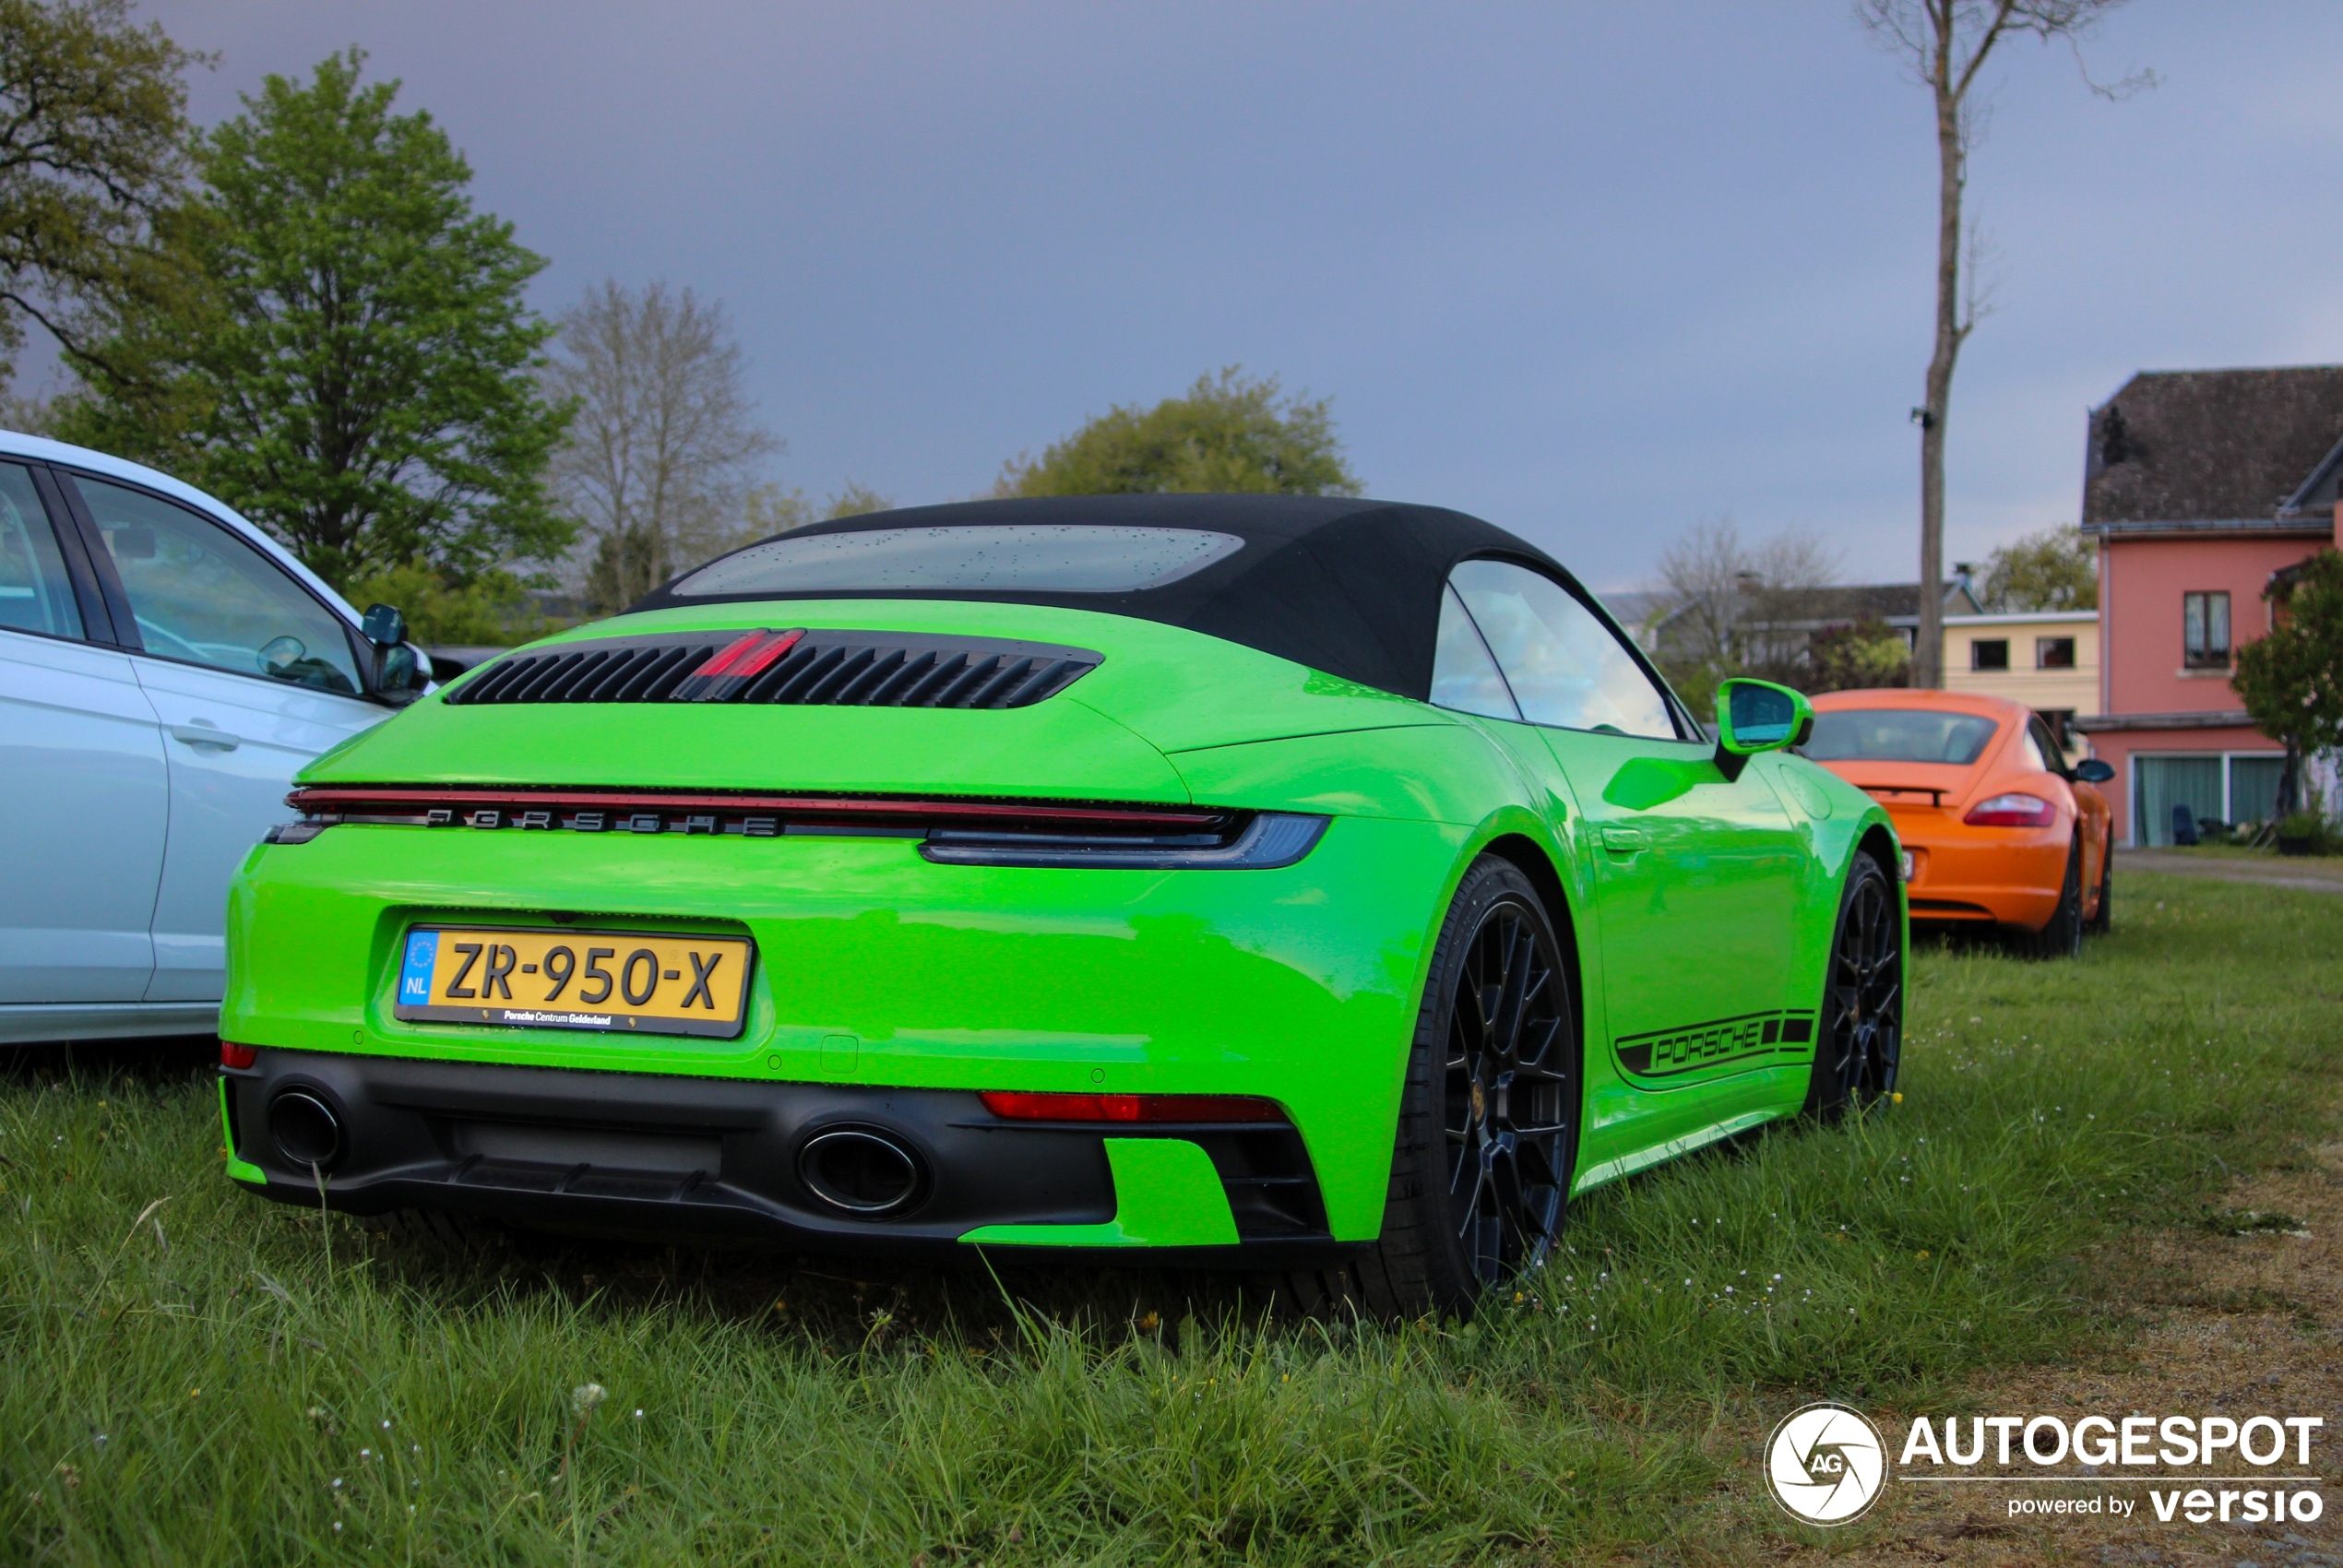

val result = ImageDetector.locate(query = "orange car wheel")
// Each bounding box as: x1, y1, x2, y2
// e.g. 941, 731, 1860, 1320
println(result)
2013, 837, 2083, 961
2084, 841, 2112, 936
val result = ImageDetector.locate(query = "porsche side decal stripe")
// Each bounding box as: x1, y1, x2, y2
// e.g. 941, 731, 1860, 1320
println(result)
1613, 1010, 1818, 1080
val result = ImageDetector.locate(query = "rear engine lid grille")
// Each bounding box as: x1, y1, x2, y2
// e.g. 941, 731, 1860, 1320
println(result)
446, 627, 1101, 710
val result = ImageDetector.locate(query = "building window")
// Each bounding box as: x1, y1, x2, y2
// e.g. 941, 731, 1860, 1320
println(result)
2182, 590, 2230, 669
2036, 636, 2076, 670
2132, 751, 2287, 844
1970, 638, 2009, 671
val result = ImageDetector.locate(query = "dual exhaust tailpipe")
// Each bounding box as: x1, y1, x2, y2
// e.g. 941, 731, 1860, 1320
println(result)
261, 1086, 929, 1220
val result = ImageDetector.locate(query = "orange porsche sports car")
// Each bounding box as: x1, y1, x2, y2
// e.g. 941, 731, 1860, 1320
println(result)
1803, 690, 2113, 956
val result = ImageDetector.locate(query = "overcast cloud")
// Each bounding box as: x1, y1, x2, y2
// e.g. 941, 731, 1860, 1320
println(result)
122, 2, 2343, 591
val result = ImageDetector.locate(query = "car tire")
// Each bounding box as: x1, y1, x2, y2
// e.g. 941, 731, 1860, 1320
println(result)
2014, 836, 2084, 960
2084, 838, 2112, 935
1803, 850, 1902, 1121
1264, 856, 1579, 1321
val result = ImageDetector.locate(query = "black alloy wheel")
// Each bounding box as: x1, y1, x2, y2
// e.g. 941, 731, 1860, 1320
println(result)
1440, 891, 1573, 1289
1804, 852, 1902, 1119
1278, 857, 1580, 1321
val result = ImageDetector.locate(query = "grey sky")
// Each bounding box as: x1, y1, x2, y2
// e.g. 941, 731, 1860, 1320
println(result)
128, 2, 2343, 590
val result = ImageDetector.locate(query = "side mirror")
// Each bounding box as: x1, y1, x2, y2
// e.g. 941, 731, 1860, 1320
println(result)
1714, 677, 1814, 780
360, 602, 407, 647
2074, 758, 2115, 784
374, 639, 434, 706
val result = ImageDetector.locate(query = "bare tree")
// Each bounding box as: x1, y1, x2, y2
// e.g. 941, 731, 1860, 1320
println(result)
1654, 515, 1756, 671
542, 279, 779, 613
1856, 0, 2147, 687
1653, 515, 1841, 671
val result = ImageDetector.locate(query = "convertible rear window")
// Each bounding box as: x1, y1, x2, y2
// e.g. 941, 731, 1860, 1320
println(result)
1804, 708, 2000, 766
671, 525, 1245, 597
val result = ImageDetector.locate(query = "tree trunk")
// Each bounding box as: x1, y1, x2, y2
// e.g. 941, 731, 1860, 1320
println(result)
1914, 8, 1966, 693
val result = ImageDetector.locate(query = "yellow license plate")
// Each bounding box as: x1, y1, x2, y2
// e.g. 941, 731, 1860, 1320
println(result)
393, 927, 754, 1039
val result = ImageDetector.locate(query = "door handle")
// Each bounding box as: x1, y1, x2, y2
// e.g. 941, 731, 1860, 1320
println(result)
1599, 826, 1648, 853
170, 723, 239, 752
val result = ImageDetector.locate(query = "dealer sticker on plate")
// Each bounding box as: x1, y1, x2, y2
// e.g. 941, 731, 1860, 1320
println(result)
393, 927, 753, 1039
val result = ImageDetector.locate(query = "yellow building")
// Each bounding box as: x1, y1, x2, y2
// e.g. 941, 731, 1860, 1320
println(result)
1942, 610, 2099, 754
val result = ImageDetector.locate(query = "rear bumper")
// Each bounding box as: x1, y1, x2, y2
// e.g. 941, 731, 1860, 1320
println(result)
222, 1050, 1350, 1265
223, 815, 1464, 1241
1897, 825, 2069, 929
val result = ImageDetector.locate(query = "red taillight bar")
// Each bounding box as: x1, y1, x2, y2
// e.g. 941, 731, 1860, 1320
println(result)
980, 1091, 1282, 1124
285, 786, 1225, 835
220, 1040, 258, 1069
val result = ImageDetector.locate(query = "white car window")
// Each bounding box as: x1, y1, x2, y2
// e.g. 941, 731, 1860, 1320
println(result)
1431, 583, 1521, 720
0, 464, 84, 640
77, 477, 362, 695
1448, 559, 1677, 739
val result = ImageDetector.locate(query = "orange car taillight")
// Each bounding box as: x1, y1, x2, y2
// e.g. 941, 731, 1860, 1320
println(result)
1964, 792, 2055, 827
980, 1091, 1282, 1124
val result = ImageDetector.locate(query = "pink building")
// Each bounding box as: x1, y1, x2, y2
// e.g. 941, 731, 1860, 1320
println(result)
2075, 368, 2343, 844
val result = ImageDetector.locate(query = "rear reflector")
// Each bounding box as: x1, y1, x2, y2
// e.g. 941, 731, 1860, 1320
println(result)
979, 1091, 1282, 1124
1963, 792, 2055, 827
220, 1041, 258, 1069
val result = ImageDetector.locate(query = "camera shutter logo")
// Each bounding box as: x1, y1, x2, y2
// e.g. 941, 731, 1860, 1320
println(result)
1766, 1402, 1888, 1525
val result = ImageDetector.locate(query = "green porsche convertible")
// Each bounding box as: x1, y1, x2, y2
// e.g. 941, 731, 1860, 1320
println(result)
219, 494, 1903, 1315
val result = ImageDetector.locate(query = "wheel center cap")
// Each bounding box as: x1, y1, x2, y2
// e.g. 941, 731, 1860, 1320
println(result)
1469, 1080, 1486, 1122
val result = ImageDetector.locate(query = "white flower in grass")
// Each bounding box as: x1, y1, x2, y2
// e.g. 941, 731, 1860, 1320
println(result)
571, 1384, 607, 1417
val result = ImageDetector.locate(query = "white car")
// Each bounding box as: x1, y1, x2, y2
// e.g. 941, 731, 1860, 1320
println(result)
0, 431, 431, 1043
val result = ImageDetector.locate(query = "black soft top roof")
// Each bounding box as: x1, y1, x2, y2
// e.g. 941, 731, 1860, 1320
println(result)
629, 493, 1601, 703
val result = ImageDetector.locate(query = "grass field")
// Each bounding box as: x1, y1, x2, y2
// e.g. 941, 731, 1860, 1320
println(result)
4, 870, 2337, 1564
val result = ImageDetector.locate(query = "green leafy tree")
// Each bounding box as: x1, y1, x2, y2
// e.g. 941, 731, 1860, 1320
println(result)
998, 366, 1361, 497
62, 51, 571, 590
2235, 550, 2343, 819
1978, 524, 2096, 611
338, 560, 553, 647
1807, 615, 1913, 693
1, 0, 201, 392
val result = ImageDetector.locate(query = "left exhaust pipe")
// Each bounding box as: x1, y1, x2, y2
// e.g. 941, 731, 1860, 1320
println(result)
267, 1090, 346, 1171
